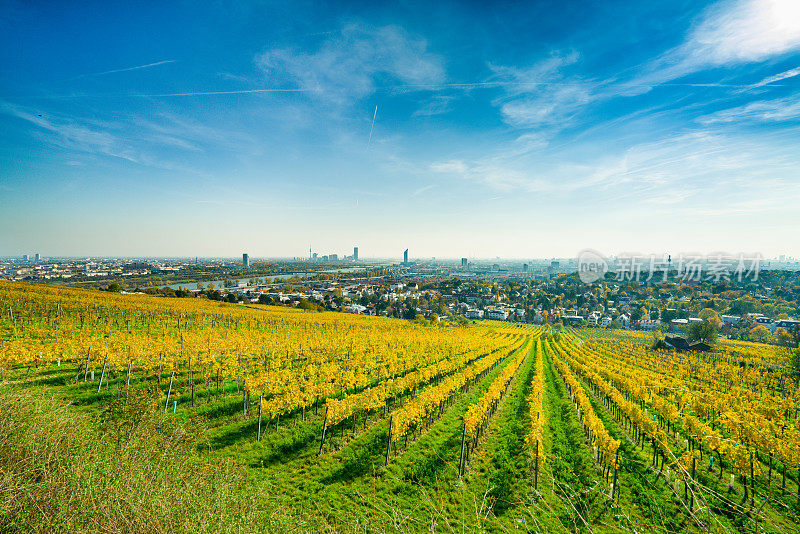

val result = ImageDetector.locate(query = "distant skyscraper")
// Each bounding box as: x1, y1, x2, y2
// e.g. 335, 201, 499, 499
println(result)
523, 263, 528, 272
22, 254, 29, 261
353, 246, 359, 261
34, 253, 40, 262
330, 253, 338, 261
461, 257, 467, 268
243, 253, 250, 268
403, 249, 408, 264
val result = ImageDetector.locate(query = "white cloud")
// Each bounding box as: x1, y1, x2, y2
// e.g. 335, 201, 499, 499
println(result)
257, 23, 445, 104
685, 0, 800, 65
430, 158, 551, 193
747, 66, 800, 88
412, 95, 455, 117
634, 0, 800, 87
428, 128, 800, 216
488, 53, 594, 130
698, 94, 800, 123
0, 102, 239, 172
430, 160, 468, 174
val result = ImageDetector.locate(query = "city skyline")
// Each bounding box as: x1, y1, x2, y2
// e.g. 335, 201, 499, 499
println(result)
2, 0, 800, 258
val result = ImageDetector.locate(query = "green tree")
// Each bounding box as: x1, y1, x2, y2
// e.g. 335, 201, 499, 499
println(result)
791, 325, 800, 347
698, 308, 722, 328
749, 324, 770, 343
773, 327, 793, 347
688, 319, 718, 344
791, 347, 800, 378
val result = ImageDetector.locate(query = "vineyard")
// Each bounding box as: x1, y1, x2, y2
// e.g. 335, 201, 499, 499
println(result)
1, 280, 799, 533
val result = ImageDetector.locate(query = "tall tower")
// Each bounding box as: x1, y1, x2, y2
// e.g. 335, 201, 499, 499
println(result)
403, 249, 408, 264
461, 257, 467, 268
243, 253, 250, 268
353, 246, 359, 261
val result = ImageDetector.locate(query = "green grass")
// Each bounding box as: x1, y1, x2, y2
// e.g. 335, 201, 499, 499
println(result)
4, 341, 800, 533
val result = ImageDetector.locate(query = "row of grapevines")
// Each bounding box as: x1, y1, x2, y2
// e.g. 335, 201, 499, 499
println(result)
463, 336, 534, 438
321, 333, 527, 427
390, 335, 529, 444
526, 338, 545, 465
550, 340, 619, 467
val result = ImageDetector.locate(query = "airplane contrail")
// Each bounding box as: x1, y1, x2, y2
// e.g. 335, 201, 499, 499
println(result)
77, 60, 177, 78
367, 105, 378, 148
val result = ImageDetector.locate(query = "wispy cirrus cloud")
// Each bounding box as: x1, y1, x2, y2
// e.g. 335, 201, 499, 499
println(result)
412, 95, 455, 117
632, 0, 800, 88
256, 23, 445, 105
746, 66, 800, 88
0, 101, 252, 172
698, 94, 800, 123
430, 159, 552, 193
429, 128, 800, 210
488, 52, 595, 130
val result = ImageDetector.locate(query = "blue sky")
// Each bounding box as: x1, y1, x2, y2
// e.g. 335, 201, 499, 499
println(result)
1, 0, 799, 259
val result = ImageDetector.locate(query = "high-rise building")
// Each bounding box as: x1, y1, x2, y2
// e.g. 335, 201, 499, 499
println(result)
22, 254, 29, 261
461, 257, 467, 268
403, 249, 408, 264
329, 253, 338, 262
243, 253, 250, 268
353, 246, 359, 261
523, 263, 528, 272
34, 253, 40, 262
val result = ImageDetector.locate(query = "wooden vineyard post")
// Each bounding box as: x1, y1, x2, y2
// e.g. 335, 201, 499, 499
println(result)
534, 440, 539, 490
690, 457, 696, 511
319, 406, 329, 455
257, 395, 263, 441
83, 347, 92, 382
611, 448, 619, 502
458, 418, 467, 477
157, 351, 163, 387
9, 307, 16, 335
97, 352, 108, 393
385, 415, 393, 466
189, 355, 194, 407
165, 370, 175, 412
126, 362, 131, 391
750, 452, 755, 506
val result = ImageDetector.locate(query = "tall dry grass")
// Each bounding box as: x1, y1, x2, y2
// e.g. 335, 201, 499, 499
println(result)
0, 385, 302, 534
